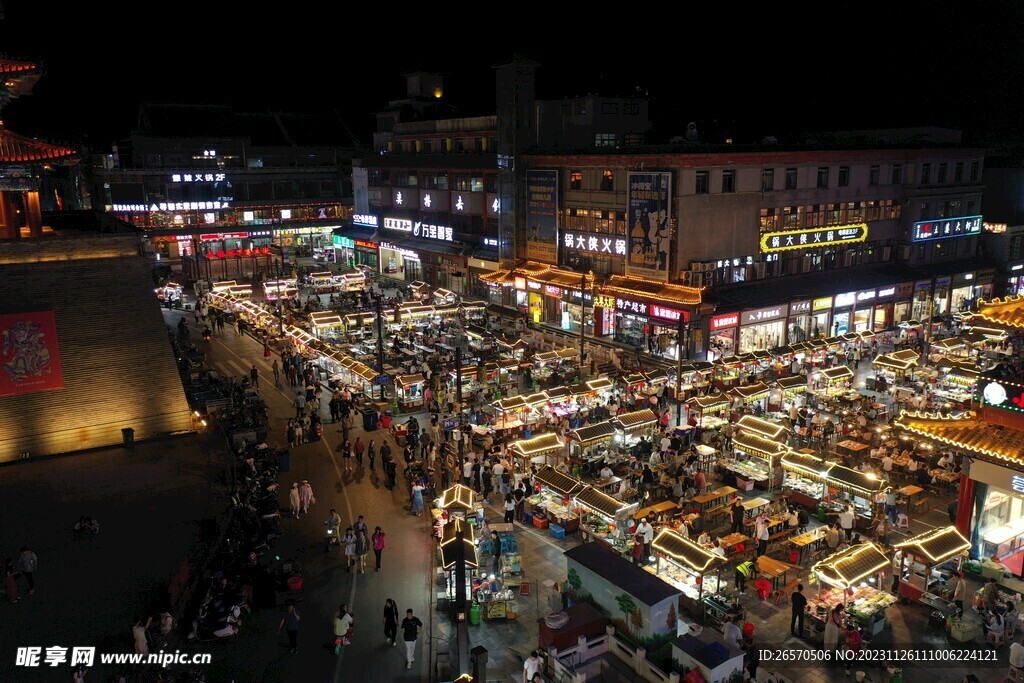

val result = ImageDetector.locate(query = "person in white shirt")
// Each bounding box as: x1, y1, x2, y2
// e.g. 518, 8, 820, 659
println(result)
907, 459, 918, 473
1010, 638, 1024, 670
599, 465, 614, 480
838, 506, 855, 533
523, 651, 542, 682
660, 435, 672, 452
649, 450, 662, 466
881, 454, 893, 472
711, 540, 726, 557
697, 531, 711, 546
723, 617, 743, 650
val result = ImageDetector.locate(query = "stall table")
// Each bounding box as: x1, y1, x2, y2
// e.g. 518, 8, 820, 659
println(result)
718, 533, 752, 555
788, 527, 827, 564
755, 555, 801, 590
893, 526, 970, 602
836, 440, 871, 457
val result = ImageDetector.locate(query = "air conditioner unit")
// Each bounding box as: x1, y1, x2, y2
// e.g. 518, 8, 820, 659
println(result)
704, 262, 716, 272
689, 261, 703, 271
754, 262, 767, 279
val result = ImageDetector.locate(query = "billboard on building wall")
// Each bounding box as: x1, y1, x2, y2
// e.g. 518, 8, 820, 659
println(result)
0, 310, 64, 397
626, 172, 672, 281
525, 170, 558, 263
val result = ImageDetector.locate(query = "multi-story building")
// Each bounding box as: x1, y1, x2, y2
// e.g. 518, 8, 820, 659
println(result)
93, 104, 355, 278
979, 157, 1024, 297
491, 131, 987, 359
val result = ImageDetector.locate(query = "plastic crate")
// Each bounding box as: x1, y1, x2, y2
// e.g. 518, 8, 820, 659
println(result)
522, 510, 534, 525
550, 524, 565, 539
533, 516, 549, 529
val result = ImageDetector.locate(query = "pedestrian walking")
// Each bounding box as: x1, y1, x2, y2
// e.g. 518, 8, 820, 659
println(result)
791, 583, 807, 637
372, 526, 386, 571
490, 531, 502, 575
504, 493, 515, 524
383, 598, 399, 646
278, 604, 300, 653
293, 392, 306, 418
368, 439, 377, 471
250, 365, 259, 392
341, 422, 350, 444
288, 483, 300, 518
411, 480, 425, 516
340, 440, 353, 472
400, 609, 422, 669
355, 531, 369, 574
18, 547, 36, 595
234, 318, 241, 336
354, 437, 365, 468
342, 527, 356, 572
298, 480, 315, 514
272, 359, 280, 387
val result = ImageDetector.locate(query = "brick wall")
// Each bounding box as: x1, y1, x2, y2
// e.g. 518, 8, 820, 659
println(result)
0, 252, 192, 461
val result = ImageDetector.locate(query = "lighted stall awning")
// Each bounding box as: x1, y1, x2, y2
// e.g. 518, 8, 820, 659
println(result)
714, 355, 745, 368
729, 382, 770, 402
775, 375, 808, 393
398, 305, 435, 319
586, 377, 615, 393
496, 336, 530, 350
733, 432, 788, 459
781, 451, 830, 479
827, 464, 889, 496
736, 415, 787, 440
812, 541, 889, 589
534, 348, 579, 363
508, 433, 565, 458
858, 330, 876, 340
686, 393, 730, 410
440, 517, 478, 570
751, 350, 773, 361
570, 421, 617, 445
546, 386, 571, 402
771, 345, 795, 357
396, 373, 425, 387
212, 280, 239, 293
643, 371, 669, 384
819, 365, 855, 383
893, 526, 970, 564
409, 281, 430, 293
621, 372, 648, 386
459, 299, 488, 312
492, 396, 528, 412
613, 408, 659, 431
351, 364, 377, 382
872, 349, 920, 372
806, 339, 827, 350
735, 353, 757, 365
480, 269, 515, 286
932, 337, 967, 352
534, 465, 586, 497
574, 486, 637, 520
433, 287, 456, 302
842, 332, 861, 342
789, 341, 811, 353
823, 336, 844, 347
440, 484, 476, 511
522, 391, 550, 406
309, 311, 344, 328
652, 528, 725, 574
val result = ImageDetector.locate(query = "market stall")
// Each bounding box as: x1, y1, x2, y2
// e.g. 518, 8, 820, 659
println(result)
309, 311, 345, 342
155, 281, 183, 307
780, 451, 830, 509
813, 365, 854, 397
810, 542, 896, 635
568, 420, 616, 464
308, 271, 340, 293
822, 465, 889, 529
650, 528, 727, 622
872, 349, 920, 384
711, 355, 746, 387
508, 432, 565, 470
728, 382, 770, 413
433, 287, 457, 305
395, 373, 426, 412
930, 336, 970, 360
264, 278, 298, 301
439, 517, 478, 607
529, 465, 585, 534
772, 375, 807, 413
532, 347, 580, 383
673, 361, 714, 398
892, 526, 970, 603
575, 486, 638, 553
339, 271, 366, 292
932, 358, 979, 406
686, 393, 730, 429
728, 415, 787, 491
612, 409, 660, 455
409, 281, 431, 301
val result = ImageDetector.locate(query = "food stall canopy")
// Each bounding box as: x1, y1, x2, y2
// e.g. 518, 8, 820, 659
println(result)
781, 451, 830, 479
841, 332, 861, 342
734, 432, 788, 459
774, 375, 808, 393
398, 305, 435, 319
713, 355, 745, 368
465, 324, 491, 340
872, 349, 920, 372
819, 365, 854, 383
613, 408, 659, 432
681, 361, 714, 373
899, 320, 921, 329
622, 372, 647, 386
546, 386, 571, 401
212, 280, 238, 292
789, 341, 811, 353
736, 415, 787, 441
772, 345, 795, 357
495, 336, 530, 350
806, 339, 827, 350
643, 371, 670, 384
751, 350, 773, 361
827, 464, 889, 496
858, 330, 875, 340
352, 364, 377, 382
823, 336, 844, 347
570, 421, 617, 445
492, 396, 528, 412
893, 526, 970, 564
309, 311, 344, 328
574, 486, 638, 519
652, 528, 725, 574
440, 517, 478, 569
397, 373, 425, 387
459, 299, 488, 312
812, 541, 890, 589
509, 433, 565, 458
931, 337, 967, 352
440, 484, 476, 511
522, 391, 550, 406
686, 393, 730, 410
409, 281, 430, 294
534, 465, 587, 497
433, 287, 456, 302
735, 352, 757, 365
534, 348, 579, 363
728, 382, 770, 402
228, 284, 253, 298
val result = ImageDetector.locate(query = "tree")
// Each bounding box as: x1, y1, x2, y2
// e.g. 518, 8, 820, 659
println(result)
567, 568, 582, 591
666, 601, 677, 631
616, 593, 638, 627
631, 606, 644, 632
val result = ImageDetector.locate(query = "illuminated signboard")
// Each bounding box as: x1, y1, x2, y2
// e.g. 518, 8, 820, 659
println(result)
759, 223, 868, 253
911, 215, 982, 242
985, 222, 1008, 234
856, 289, 876, 303
562, 231, 628, 257
711, 313, 739, 330
544, 285, 562, 297
617, 298, 648, 315
352, 214, 378, 228
527, 280, 542, 290
790, 300, 811, 315
877, 286, 897, 298
741, 305, 788, 325
834, 292, 856, 307
199, 232, 248, 241
333, 235, 355, 248
354, 239, 378, 249
384, 217, 413, 232
594, 294, 616, 309
979, 378, 1024, 413
412, 221, 453, 242
514, 276, 527, 291
813, 296, 833, 311
380, 242, 419, 260
650, 304, 686, 322
171, 172, 226, 183
111, 203, 148, 212
130, 201, 230, 212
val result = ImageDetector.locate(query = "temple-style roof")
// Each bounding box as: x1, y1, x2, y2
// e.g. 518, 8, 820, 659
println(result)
533, 465, 586, 497
965, 295, 1024, 330
827, 463, 888, 495
508, 432, 564, 457
602, 274, 702, 306
894, 410, 1024, 464
0, 58, 42, 106
729, 382, 770, 402
819, 365, 855, 382
574, 486, 636, 519
0, 58, 40, 75
652, 528, 724, 573
570, 421, 616, 445
0, 124, 76, 164
736, 415, 787, 440
893, 526, 970, 564
781, 451, 829, 478
931, 336, 967, 352
734, 432, 788, 459
775, 375, 807, 392
613, 408, 659, 430
687, 392, 730, 410
812, 542, 890, 588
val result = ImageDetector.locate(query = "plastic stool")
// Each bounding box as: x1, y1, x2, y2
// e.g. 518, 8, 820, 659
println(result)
896, 513, 909, 530
987, 630, 1006, 646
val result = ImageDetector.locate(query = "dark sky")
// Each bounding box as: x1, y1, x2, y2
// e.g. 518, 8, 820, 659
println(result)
2, 3, 1023, 149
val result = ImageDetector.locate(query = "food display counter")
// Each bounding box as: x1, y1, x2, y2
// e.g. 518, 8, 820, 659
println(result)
309, 311, 345, 341
823, 464, 889, 527
893, 526, 969, 602
729, 415, 787, 491
308, 271, 341, 293
612, 408, 660, 451
649, 528, 726, 621
810, 541, 895, 635
530, 465, 586, 533
395, 373, 425, 412
155, 281, 184, 307
508, 432, 565, 470
686, 393, 730, 430
264, 279, 298, 301
780, 451, 829, 508
575, 486, 638, 553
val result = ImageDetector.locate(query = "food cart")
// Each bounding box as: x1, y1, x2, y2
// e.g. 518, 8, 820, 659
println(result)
892, 525, 970, 603
339, 271, 366, 292
728, 415, 787, 491
673, 361, 714, 398
309, 311, 345, 342
533, 348, 580, 382
575, 486, 638, 553
264, 278, 298, 301
433, 287, 457, 305
308, 271, 341, 293
529, 465, 586, 534
933, 358, 978, 406
155, 281, 184, 307
686, 393, 730, 429
568, 421, 616, 464
772, 375, 807, 414
508, 432, 565, 470
611, 409, 660, 453
408, 281, 430, 301
650, 528, 727, 622
395, 373, 426, 412
930, 336, 970, 360
810, 542, 896, 635
727, 382, 770, 413
781, 451, 830, 509
814, 364, 854, 396
872, 349, 920, 384
822, 465, 889, 529
711, 355, 745, 387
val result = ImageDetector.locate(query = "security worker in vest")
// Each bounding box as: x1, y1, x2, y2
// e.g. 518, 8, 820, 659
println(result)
735, 559, 755, 592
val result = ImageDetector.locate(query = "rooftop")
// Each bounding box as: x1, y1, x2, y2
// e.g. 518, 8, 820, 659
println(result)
894, 410, 1024, 466
565, 542, 678, 606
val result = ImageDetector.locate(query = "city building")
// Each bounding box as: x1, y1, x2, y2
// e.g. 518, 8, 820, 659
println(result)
93, 104, 355, 279
978, 156, 1024, 297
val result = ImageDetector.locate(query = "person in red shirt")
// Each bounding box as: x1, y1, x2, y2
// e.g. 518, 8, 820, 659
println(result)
843, 624, 862, 672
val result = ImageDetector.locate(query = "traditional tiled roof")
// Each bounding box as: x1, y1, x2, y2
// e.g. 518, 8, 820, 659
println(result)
0, 125, 76, 163
872, 349, 920, 371
820, 365, 854, 382
0, 58, 40, 75
734, 432, 788, 459
652, 528, 724, 573
687, 393, 730, 410
893, 526, 970, 564
479, 269, 514, 284
534, 348, 578, 363
775, 375, 807, 392
894, 410, 1024, 464
729, 382, 770, 401
932, 336, 967, 351
396, 373, 425, 386
781, 451, 829, 478
508, 432, 564, 457
965, 295, 1024, 330
812, 542, 890, 588
613, 408, 659, 430
574, 486, 635, 519
736, 415, 787, 440
827, 464, 888, 494
570, 421, 616, 445
534, 465, 586, 497
602, 274, 702, 306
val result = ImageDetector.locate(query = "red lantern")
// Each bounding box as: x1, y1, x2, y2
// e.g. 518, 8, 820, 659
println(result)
227, 249, 236, 258
216, 250, 226, 259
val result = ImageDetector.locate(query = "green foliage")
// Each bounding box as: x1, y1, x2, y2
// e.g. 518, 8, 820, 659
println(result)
615, 592, 638, 618
567, 567, 582, 590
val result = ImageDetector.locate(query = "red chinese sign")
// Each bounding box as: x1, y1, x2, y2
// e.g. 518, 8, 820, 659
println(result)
0, 311, 64, 397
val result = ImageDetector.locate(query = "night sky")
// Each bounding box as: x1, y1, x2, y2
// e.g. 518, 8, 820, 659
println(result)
2, 3, 1022, 149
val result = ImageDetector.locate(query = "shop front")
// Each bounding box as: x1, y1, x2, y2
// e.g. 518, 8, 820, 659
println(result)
965, 458, 1024, 575
275, 225, 337, 259
810, 296, 832, 339
611, 297, 688, 358
787, 300, 812, 343
911, 280, 932, 322
379, 241, 423, 282
831, 291, 856, 336
1006, 263, 1024, 297
353, 238, 379, 271
708, 312, 739, 361
932, 276, 951, 317
950, 270, 993, 313
556, 287, 594, 335
893, 282, 915, 325
850, 286, 897, 333
738, 304, 787, 353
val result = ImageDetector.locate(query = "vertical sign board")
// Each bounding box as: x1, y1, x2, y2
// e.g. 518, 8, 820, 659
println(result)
626, 172, 672, 281
0, 311, 64, 397
525, 170, 559, 264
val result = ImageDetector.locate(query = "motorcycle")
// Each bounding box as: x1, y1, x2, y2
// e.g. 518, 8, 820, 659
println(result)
324, 525, 340, 553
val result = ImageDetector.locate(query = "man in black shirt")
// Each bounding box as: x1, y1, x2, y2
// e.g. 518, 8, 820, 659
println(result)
790, 583, 807, 637
730, 499, 745, 534
401, 608, 422, 670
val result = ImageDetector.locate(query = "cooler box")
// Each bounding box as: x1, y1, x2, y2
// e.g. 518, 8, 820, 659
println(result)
533, 516, 549, 529
550, 524, 565, 539
735, 477, 755, 492
950, 620, 980, 642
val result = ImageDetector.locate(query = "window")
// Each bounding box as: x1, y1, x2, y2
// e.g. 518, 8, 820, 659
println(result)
817, 167, 829, 188
892, 164, 903, 184
971, 161, 980, 182
967, 200, 976, 214
722, 170, 736, 193
921, 163, 931, 184
785, 168, 797, 190
1012, 235, 1024, 261
570, 171, 582, 190
917, 244, 926, 260
759, 208, 779, 230
624, 100, 640, 115
601, 101, 619, 114
920, 202, 931, 219
869, 165, 880, 186
938, 163, 947, 183
695, 171, 709, 194
761, 168, 774, 192
573, 100, 586, 115
600, 170, 614, 192
594, 133, 616, 147
838, 166, 850, 187
954, 162, 964, 182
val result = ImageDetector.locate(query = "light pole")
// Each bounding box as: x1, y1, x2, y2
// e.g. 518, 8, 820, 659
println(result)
579, 270, 592, 380
676, 315, 685, 427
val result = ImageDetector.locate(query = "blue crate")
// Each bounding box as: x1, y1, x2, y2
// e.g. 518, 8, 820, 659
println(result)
522, 510, 534, 525
550, 524, 565, 539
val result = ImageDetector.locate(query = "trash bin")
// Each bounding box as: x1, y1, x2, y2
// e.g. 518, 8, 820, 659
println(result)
469, 602, 481, 625
121, 427, 135, 446
362, 408, 378, 431
278, 450, 291, 472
